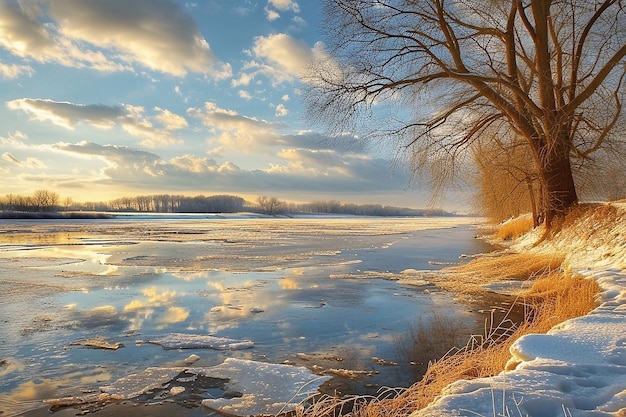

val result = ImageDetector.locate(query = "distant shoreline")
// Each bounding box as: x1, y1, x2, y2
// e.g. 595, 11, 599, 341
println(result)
0, 211, 113, 219
0, 210, 464, 220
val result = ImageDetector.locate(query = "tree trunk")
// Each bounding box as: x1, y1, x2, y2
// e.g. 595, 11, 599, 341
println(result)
525, 177, 540, 227
539, 143, 578, 227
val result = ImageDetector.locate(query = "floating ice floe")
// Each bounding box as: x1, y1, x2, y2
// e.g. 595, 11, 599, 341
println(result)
199, 358, 331, 416
100, 367, 184, 399
69, 337, 124, 350
149, 333, 254, 350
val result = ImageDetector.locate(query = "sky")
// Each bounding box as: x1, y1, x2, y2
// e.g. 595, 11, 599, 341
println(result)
0, 0, 445, 208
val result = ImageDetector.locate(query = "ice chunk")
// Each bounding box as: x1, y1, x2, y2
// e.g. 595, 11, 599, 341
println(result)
100, 367, 183, 399
69, 337, 124, 350
200, 358, 331, 416
149, 333, 254, 350
184, 353, 201, 364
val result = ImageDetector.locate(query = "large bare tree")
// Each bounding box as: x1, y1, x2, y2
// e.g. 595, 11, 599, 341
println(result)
306, 0, 626, 227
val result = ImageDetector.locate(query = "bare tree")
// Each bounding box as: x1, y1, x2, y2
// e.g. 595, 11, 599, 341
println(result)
31, 189, 60, 212
256, 196, 285, 215
306, 0, 626, 227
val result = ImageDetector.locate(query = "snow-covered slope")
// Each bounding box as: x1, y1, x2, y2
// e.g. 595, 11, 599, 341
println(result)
411, 203, 626, 417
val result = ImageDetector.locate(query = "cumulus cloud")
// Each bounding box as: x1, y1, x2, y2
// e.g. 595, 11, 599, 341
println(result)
0, 130, 29, 147
1, 152, 46, 168
187, 101, 284, 151
154, 107, 189, 130
170, 154, 240, 174
0, 0, 231, 77
0, 61, 34, 79
238, 90, 252, 100
7, 98, 185, 147
52, 141, 168, 182
39, 137, 411, 199
265, 0, 300, 20
275, 103, 289, 117
239, 33, 335, 87
7, 98, 124, 129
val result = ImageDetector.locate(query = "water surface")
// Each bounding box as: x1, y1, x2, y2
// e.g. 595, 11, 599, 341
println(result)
0, 215, 494, 415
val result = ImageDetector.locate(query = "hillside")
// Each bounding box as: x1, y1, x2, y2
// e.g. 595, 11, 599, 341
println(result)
412, 203, 626, 417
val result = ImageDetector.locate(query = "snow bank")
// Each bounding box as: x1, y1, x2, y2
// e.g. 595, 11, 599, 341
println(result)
412, 203, 626, 417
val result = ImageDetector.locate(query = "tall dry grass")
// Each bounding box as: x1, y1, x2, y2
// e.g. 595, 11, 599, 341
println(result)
428, 251, 565, 295
493, 215, 535, 241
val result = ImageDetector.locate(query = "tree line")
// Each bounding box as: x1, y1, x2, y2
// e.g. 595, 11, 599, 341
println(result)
0, 191, 450, 217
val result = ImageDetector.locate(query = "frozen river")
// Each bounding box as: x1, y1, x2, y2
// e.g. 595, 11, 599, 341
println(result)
0, 215, 494, 416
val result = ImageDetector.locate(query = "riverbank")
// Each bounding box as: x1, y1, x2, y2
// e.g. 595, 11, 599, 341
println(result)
410, 203, 626, 417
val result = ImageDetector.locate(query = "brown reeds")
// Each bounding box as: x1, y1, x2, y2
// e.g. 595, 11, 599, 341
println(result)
493, 215, 535, 241
429, 252, 565, 295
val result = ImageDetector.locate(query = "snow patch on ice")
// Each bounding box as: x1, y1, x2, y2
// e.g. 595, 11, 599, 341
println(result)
200, 358, 331, 416
100, 367, 183, 399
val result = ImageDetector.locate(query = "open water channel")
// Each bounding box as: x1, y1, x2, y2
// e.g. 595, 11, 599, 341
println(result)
0, 214, 496, 416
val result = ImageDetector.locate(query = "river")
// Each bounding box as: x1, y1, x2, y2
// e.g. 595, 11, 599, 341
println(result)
0, 214, 496, 416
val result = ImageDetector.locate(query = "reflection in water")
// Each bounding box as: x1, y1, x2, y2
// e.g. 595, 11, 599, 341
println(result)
0, 216, 494, 416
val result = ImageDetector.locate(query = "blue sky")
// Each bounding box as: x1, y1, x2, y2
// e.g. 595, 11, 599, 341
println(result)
0, 0, 442, 208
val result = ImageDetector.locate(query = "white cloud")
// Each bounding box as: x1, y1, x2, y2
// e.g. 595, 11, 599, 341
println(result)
240, 34, 336, 87
0, 130, 29, 147
7, 98, 184, 147
170, 154, 240, 174
281, 95, 290, 102
268, 0, 300, 12
1, 152, 19, 164
1, 152, 46, 168
0, 0, 231, 78
187, 101, 283, 151
154, 107, 189, 130
0, 61, 34, 79
265, 0, 300, 20
6, 98, 123, 130
231, 72, 253, 87
238, 90, 252, 100
275, 103, 289, 117
265, 9, 280, 21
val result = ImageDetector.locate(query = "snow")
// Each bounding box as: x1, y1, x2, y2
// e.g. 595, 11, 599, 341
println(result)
200, 358, 331, 416
148, 333, 254, 350
412, 203, 626, 417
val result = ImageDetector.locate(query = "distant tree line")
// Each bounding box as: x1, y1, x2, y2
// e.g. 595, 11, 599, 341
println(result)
1, 190, 62, 212
0, 190, 451, 217
107, 194, 246, 213
257, 196, 450, 216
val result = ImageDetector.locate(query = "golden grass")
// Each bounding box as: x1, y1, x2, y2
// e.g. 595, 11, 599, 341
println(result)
428, 252, 565, 295
298, 269, 600, 417
493, 215, 535, 241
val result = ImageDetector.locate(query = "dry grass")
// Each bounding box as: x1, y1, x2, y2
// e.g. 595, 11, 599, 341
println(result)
493, 215, 535, 241
428, 252, 565, 295
298, 270, 600, 417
